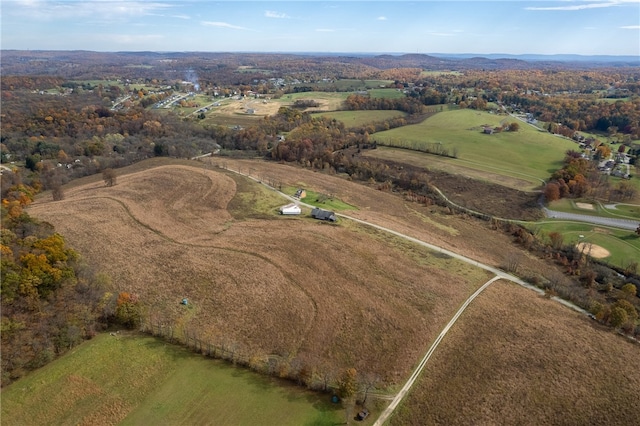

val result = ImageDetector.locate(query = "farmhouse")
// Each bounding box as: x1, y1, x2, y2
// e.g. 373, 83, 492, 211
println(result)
279, 203, 301, 215
311, 208, 337, 222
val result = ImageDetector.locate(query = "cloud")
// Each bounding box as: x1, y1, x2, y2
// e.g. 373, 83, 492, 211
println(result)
377, 16, 387, 21
429, 32, 455, 37
620, 25, 640, 29
6, 0, 173, 21
265, 10, 290, 19
201, 21, 248, 30
316, 28, 335, 32
525, 0, 637, 11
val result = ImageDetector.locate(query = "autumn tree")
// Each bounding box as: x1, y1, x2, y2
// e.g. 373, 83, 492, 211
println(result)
336, 367, 358, 400
508, 122, 520, 131
548, 232, 564, 250
543, 182, 560, 202
102, 168, 116, 187
609, 306, 628, 328
115, 292, 142, 328
621, 283, 638, 298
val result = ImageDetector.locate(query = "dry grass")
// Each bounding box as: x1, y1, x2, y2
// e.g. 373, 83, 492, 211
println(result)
389, 280, 640, 425
29, 159, 492, 384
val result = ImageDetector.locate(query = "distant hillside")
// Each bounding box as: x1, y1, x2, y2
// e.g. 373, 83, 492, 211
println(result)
1, 50, 637, 78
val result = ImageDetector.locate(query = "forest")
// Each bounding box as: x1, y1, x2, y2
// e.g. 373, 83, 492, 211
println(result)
1, 50, 639, 386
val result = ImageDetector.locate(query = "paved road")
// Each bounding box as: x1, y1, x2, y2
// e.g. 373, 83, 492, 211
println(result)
543, 207, 639, 231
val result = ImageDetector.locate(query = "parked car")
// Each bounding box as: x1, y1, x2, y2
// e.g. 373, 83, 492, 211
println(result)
356, 409, 369, 421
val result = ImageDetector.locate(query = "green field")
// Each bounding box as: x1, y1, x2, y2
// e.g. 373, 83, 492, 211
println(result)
311, 110, 407, 128
1, 333, 343, 426
330, 79, 393, 91
368, 88, 407, 99
528, 221, 640, 269
282, 186, 357, 211
278, 91, 351, 109
371, 109, 577, 188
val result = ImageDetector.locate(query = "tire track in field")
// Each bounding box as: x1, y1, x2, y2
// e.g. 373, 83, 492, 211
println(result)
39, 195, 320, 354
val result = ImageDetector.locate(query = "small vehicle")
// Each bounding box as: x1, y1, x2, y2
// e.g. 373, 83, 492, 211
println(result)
356, 409, 369, 421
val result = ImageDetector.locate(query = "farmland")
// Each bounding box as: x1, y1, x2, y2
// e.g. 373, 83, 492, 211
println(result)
389, 280, 640, 425
0, 333, 343, 426
11, 156, 640, 424
311, 110, 407, 129
27, 158, 494, 388
369, 108, 578, 190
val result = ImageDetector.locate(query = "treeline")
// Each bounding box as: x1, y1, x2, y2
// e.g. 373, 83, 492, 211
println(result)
501, 93, 640, 139
142, 315, 378, 399
344, 94, 424, 114
0, 183, 143, 386
496, 221, 639, 336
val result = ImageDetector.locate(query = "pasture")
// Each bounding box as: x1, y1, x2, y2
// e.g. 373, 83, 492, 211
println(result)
315, 79, 394, 91
23, 157, 640, 424
28, 159, 492, 389
311, 110, 407, 128
370, 109, 577, 190
0, 333, 343, 426
389, 281, 640, 425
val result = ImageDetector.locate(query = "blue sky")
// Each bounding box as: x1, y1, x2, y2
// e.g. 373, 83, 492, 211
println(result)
1, 0, 639, 55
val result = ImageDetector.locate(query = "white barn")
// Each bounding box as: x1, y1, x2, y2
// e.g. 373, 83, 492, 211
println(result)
279, 203, 301, 215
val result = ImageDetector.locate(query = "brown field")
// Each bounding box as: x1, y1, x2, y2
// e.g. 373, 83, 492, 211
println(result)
389, 280, 640, 425
29, 157, 640, 421
29, 159, 493, 385
202, 96, 338, 126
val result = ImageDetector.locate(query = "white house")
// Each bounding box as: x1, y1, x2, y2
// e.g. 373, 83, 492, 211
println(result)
279, 203, 301, 215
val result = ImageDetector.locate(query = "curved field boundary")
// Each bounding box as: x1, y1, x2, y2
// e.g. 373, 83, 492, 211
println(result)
47, 190, 320, 354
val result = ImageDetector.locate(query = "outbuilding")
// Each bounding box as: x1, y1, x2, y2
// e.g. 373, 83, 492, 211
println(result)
311, 208, 337, 222
280, 203, 301, 215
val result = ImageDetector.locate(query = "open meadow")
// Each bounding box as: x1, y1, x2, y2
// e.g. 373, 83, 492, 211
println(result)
19, 157, 640, 424
28, 158, 493, 388
310, 110, 407, 129
0, 333, 343, 426
369, 109, 578, 190
388, 280, 640, 425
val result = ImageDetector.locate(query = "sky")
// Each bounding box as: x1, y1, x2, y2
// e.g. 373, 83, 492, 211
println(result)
1, 0, 639, 56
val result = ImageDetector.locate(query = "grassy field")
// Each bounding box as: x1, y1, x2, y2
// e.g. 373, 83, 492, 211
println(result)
311, 110, 407, 128
369, 109, 577, 189
368, 88, 406, 99
389, 280, 640, 425
527, 221, 640, 269
29, 159, 492, 389
1, 333, 344, 426
277, 91, 351, 111
323, 79, 393, 91
23, 157, 640, 424
281, 185, 358, 211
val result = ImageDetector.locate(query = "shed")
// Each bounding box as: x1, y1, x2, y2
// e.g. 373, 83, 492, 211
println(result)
294, 188, 306, 199
311, 208, 337, 222
280, 203, 301, 215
